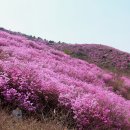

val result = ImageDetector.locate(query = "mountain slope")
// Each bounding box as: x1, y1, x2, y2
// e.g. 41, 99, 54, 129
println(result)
49, 43, 130, 74
0, 28, 130, 129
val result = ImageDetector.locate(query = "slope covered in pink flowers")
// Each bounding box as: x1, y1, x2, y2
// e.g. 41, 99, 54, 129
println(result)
49, 43, 130, 73
0, 28, 130, 129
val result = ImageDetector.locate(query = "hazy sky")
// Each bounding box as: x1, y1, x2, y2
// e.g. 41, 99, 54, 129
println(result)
0, 0, 130, 53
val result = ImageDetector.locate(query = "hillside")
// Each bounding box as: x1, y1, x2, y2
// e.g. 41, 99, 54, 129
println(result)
0, 28, 130, 130
48, 43, 130, 74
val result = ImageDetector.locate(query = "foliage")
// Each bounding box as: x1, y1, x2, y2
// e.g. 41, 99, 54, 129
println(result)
0, 29, 130, 129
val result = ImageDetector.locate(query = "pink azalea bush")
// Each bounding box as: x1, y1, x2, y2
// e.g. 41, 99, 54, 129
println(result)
0, 28, 130, 129
121, 76, 130, 88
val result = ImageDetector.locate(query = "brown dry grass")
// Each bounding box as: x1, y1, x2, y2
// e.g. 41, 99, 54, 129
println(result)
0, 109, 70, 130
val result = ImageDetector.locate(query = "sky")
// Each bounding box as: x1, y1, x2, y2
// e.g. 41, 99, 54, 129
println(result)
0, 0, 130, 53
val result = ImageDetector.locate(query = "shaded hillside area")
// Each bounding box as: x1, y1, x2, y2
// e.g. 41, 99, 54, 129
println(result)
0, 28, 130, 129
49, 43, 130, 75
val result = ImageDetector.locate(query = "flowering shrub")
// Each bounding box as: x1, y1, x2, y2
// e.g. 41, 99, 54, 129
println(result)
102, 73, 113, 83
0, 28, 130, 129
121, 76, 130, 88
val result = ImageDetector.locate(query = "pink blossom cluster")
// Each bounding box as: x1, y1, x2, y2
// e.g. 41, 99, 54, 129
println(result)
0, 29, 130, 129
121, 76, 130, 89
